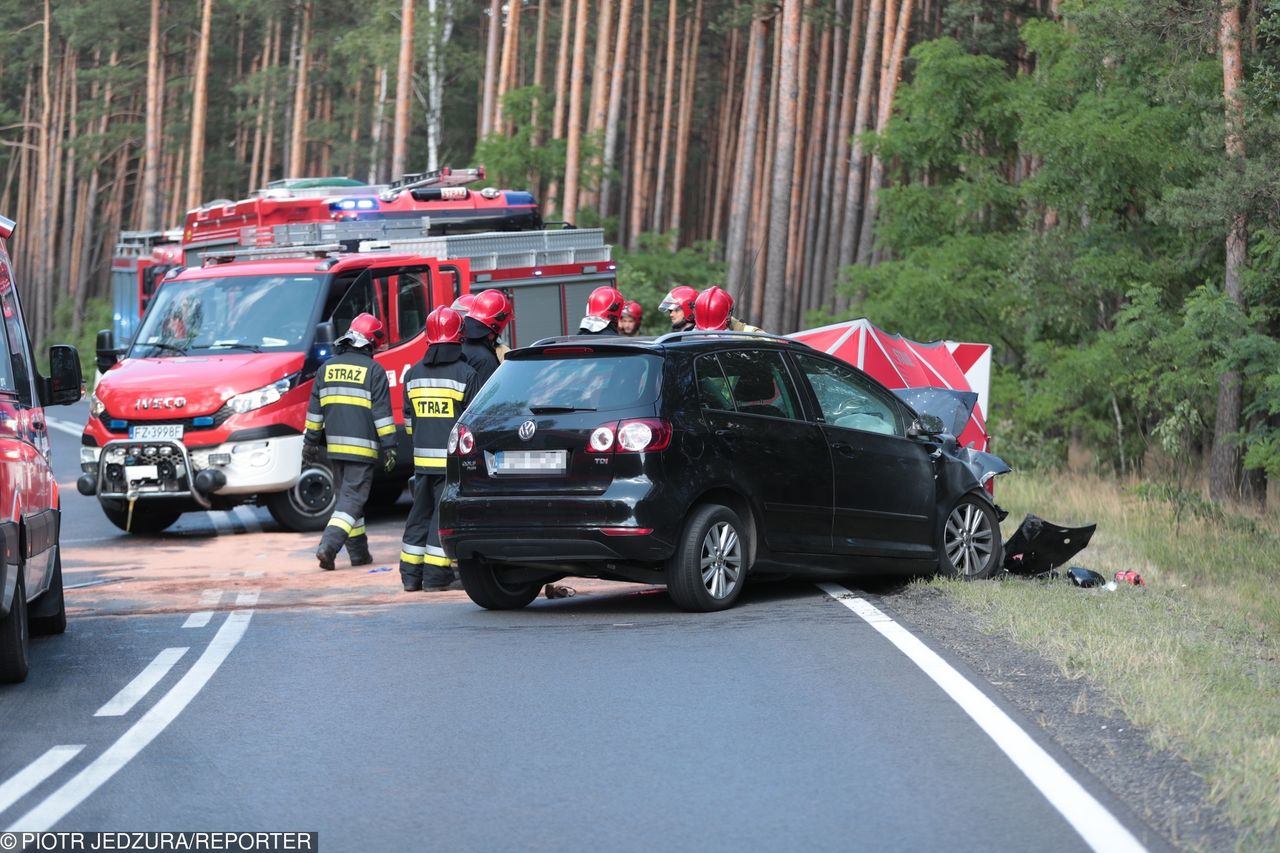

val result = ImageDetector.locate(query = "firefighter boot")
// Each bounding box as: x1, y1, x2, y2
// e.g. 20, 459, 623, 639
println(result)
316, 545, 338, 571
347, 534, 373, 567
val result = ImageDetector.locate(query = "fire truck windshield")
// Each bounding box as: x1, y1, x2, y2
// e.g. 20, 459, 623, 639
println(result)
130, 274, 324, 358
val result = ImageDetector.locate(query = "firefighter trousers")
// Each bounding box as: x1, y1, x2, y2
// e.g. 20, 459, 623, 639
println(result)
318, 460, 374, 559
400, 473, 452, 587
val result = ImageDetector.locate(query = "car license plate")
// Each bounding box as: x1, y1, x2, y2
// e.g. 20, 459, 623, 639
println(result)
129, 424, 183, 440
126, 465, 159, 482
493, 449, 567, 473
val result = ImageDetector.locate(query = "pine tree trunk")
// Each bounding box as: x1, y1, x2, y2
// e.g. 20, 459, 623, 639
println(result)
495, 0, 520, 132
425, 0, 454, 172
262, 19, 282, 186
186, 0, 214, 210
58, 52, 78, 304
368, 66, 387, 183
561, 0, 591, 222
802, 2, 837, 314
544, 0, 574, 215
833, 0, 883, 311
480, 0, 502, 139
725, 17, 766, 301
709, 22, 741, 245
668, 0, 702, 244
651, 0, 679, 232
392, 0, 415, 176
288, 1, 312, 180
1210, 0, 1247, 502
533, 0, 550, 135
751, 15, 783, 320
248, 18, 273, 190
347, 77, 363, 176
782, 1, 812, 330
599, 0, 635, 217
581, 0, 615, 211
141, 0, 163, 229
817, 0, 860, 308
626, 0, 653, 246
855, 0, 912, 267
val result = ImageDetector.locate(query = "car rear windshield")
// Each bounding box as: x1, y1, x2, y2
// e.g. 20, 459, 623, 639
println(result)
471, 353, 663, 414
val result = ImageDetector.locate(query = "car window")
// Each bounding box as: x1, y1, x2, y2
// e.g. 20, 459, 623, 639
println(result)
695, 354, 734, 411
0, 258, 33, 405
471, 353, 663, 415
794, 353, 903, 436
327, 269, 386, 350
395, 272, 429, 344
716, 350, 802, 420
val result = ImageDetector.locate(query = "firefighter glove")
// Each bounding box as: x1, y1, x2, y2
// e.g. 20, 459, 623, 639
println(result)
301, 440, 322, 466
380, 447, 398, 473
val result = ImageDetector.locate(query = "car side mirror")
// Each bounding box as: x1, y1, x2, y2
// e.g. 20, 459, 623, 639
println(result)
908, 414, 946, 437
46, 344, 84, 406
95, 328, 120, 374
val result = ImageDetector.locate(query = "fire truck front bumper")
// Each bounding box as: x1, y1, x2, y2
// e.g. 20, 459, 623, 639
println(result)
79, 435, 306, 506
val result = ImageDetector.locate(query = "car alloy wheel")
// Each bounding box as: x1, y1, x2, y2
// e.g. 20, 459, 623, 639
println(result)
944, 500, 995, 578
701, 521, 743, 600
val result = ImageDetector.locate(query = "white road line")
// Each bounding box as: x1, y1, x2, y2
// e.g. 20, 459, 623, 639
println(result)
43, 417, 84, 439
94, 648, 188, 718
232, 505, 262, 533
243, 570, 264, 579
818, 585, 1148, 853
0, 746, 84, 817
7, 611, 253, 832
205, 512, 235, 535
182, 611, 213, 629
235, 591, 259, 607
198, 589, 223, 606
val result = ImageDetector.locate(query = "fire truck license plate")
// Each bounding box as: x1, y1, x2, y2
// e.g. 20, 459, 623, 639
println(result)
494, 450, 566, 473
129, 424, 184, 440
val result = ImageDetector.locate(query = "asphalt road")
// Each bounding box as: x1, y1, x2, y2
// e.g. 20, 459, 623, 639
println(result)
0, 401, 1168, 851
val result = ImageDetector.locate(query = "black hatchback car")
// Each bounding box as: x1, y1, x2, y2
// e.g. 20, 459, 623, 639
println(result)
439, 332, 1008, 612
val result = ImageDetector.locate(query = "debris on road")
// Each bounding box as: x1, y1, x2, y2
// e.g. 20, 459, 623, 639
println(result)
1003, 514, 1096, 578
545, 584, 576, 599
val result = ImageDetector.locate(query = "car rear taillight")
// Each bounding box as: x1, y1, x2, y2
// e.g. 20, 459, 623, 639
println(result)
586, 419, 671, 454
449, 423, 475, 456
600, 527, 654, 536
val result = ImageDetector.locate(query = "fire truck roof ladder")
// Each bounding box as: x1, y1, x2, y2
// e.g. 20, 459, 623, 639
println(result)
382, 166, 486, 199
200, 243, 344, 266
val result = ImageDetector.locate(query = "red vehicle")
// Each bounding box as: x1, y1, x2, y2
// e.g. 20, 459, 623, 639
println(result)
181, 168, 541, 267
0, 213, 85, 683
80, 175, 616, 535
109, 230, 183, 343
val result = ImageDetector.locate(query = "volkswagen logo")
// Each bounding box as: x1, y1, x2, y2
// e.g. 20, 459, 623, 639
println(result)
518, 420, 537, 441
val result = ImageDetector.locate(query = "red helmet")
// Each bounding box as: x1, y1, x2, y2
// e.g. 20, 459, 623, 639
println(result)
621, 300, 644, 321
426, 306, 465, 345
450, 293, 476, 316
580, 285, 625, 332
694, 286, 734, 331
337, 312, 385, 348
468, 289, 513, 334
659, 285, 698, 318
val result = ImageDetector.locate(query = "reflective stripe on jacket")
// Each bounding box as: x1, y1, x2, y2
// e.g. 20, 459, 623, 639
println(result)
303, 350, 395, 463
403, 356, 480, 471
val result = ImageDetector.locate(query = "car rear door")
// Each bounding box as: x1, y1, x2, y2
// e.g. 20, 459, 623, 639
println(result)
790, 352, 936, 559
698, 349, 833, 554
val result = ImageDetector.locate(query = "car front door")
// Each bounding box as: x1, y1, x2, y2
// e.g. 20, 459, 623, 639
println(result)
698, 350, 833, 554
791, 353, 936, 559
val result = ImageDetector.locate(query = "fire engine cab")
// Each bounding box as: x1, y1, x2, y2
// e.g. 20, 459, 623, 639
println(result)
79, 172, 617, 534
109, 230, 183, 343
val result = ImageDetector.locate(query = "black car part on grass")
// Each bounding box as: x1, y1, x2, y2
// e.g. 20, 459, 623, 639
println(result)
1003, 514, 1096, 577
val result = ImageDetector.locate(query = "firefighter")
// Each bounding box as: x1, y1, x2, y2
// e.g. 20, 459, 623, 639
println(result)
619, 300, 644, 336
694, 286, 765, 333
461, 289, 513, 387
659, 285, 699, 332
302, 312, 397, 570
400, 306, 481, 592
578, 285, 626, 335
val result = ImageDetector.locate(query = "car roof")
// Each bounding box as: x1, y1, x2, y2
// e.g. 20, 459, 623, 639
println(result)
510, 331, 817, 359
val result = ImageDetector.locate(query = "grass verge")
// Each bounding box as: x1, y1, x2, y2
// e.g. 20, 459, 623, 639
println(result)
924, 471, 1279, 850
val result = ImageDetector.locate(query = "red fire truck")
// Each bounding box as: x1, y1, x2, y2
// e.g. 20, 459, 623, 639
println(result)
79, 175, 617, 534
109, 230, 183, 343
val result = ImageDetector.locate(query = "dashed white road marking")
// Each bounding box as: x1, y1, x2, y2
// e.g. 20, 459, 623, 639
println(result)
182, 611, 213, 629
43, 417, 84, 439
243, 570, 264, 578
232, 505, 263, 533
94, 648, 188, 717
235, 591, 259, 607
818, 584, 1148, 853
198, 589, 223, 606
0, 746, 84, 817
8, 611, 254, 832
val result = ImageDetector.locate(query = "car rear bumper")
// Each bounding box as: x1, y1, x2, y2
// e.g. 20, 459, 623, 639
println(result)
444, 527, 674, 564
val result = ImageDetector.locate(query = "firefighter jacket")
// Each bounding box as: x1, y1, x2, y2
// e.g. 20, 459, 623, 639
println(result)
403, 353, 481, 472
729, 317, 765, 334
303, 349, 396, 463
461, 338, 501, 388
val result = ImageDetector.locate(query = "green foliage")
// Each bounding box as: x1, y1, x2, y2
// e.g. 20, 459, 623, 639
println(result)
44, 297, 112, 384
473, 87, 566, 191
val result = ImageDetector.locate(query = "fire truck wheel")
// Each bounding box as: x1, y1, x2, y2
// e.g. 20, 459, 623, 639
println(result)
0, 570, 29, 684
265, 463, 336, 532
29, 549, 67, 636
101, 501, 182, 535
